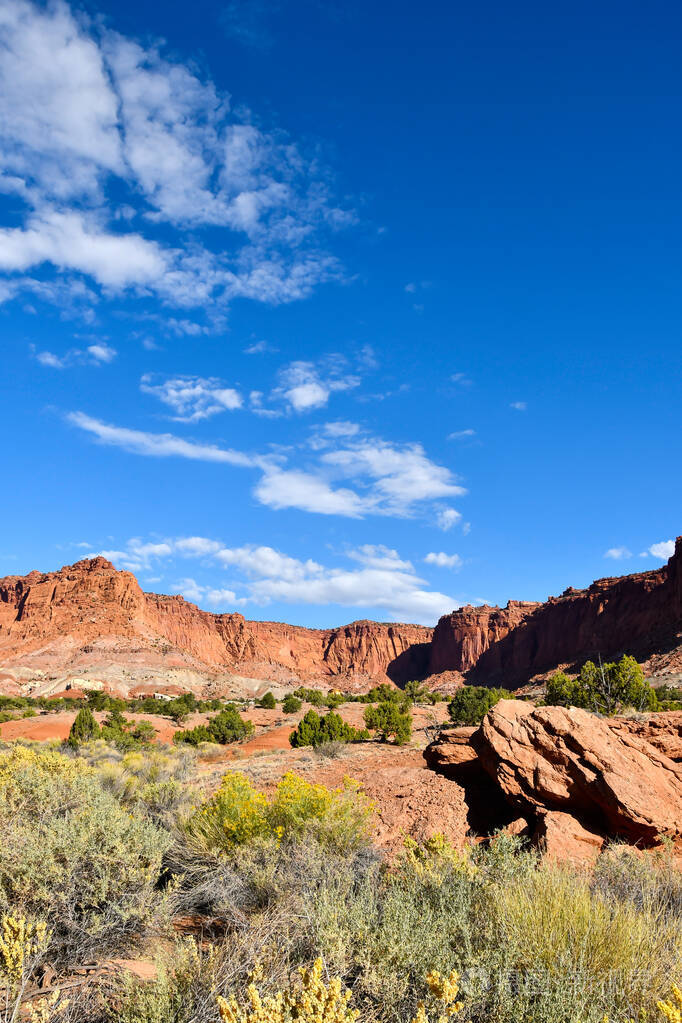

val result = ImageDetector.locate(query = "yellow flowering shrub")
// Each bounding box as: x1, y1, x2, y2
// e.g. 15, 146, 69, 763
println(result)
409, 969, 463, 1023
216, 958, 359, 1023
0, 913, 50, 989
186, 771, 373, 854
659, 984, 682, 1022
216, 964, 463, 1023
0, 912, 69, 1023
401, 834, 476, 882
0, 745, 90, 797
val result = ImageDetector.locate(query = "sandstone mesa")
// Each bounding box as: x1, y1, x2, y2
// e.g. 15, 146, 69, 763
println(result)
0, 536, 680, 698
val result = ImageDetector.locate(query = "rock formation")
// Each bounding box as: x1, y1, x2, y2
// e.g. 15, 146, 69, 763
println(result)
429, 537, 682, 685
425, 700, 682, 857
0, 535, 680, 696
0, 557, 432, 696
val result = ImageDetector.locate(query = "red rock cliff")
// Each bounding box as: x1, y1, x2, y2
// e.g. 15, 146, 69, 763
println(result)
0, 557, 432, 690
429, 537, 682, 684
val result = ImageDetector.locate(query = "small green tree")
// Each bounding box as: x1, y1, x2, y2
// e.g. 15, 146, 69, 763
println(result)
67, 706, 100, 747
289, 709, 369, 748
258, 691, 277, 709
545, 655, 658, 716
364, 701, 412, 745
448, 685, 507, 725
282, 694, 302, 714
404, 680, 427, 704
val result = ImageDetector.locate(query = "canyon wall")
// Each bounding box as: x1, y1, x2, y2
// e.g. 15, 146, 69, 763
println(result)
0, 557, 432, 693
429, 537, 682, 684
0, 537, 680, 696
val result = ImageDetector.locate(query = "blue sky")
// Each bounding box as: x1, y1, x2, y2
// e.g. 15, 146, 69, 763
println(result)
0, 0, 679, 626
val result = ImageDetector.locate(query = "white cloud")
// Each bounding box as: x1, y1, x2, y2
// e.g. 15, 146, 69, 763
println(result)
448, 429, 475, 440
274, 360, 359, 413
33, 341, 117, 368
243, 340, 272, 354
0, 0, 351, 317
69, 411, 467, 524
0, 209, 167, 288
140, 374, 243, 421
175, 536, 224, 557
604, 546, 632, 561
90, 534, 461, 624
254, 468, 367, 517
322, 440, 464, 513
347, 544, 414, 572
35, 350, 65, 368
216, 544, 323, 582
645, 539, 675, 561
87, 343, 116, 363
67, 411, 259, 467
425, 552, 463, 569
436, 507, 462, 531
323, 421, 360, 438
510, 401, 527, 411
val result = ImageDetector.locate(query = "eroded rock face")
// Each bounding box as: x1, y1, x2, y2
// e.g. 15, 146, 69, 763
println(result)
0, 558, 433, 694
474, 700, 682, 844
608, 712, 682, 762
429, 537, 682, 685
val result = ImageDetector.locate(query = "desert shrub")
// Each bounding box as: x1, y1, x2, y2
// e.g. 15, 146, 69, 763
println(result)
88, 744, 199, 823
216, 957, 359, 1023
175, 707, 253, 747
257, 691, 276, 710
545, 654, 658, 715
68, 706, 100, 747
289, 710, 369, 748
447, 686, 507, 725
363, 701, 412, 744
174, 724, 213, 746
282, 695, 302, 714
0, 745, 169, 964
186, 771, 372, 856
291, 687, 327, 707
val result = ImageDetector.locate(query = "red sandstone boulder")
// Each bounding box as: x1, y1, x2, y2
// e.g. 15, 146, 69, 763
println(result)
422, 727, 478, 773
474, 700, 682, 844
532, 810, 604, 863
609, 711, 682, 762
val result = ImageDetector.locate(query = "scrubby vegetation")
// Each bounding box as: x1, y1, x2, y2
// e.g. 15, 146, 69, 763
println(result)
363, 700, 413, 744
289, 709, 369, 748
448, 686, 508, 725
545, 654, 659, 714
1, 735, 682, 1023
174, 706, 254, 747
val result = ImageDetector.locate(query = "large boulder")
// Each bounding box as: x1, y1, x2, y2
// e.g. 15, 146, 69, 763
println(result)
608, 711, 682, 762
533, 810, 604, 863
423, 726, 478, 775
473, 700, 682, 844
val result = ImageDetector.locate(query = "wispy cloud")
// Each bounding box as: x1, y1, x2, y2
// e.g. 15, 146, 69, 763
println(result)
604, 546, 632, 561
32, 341, 117, 369
510, 401, 527, 411
425, 551, 463, 569
67, 412, 260, 468
68, 411, 467, 524
140, 375, 243, 422
0, 0, 352, 322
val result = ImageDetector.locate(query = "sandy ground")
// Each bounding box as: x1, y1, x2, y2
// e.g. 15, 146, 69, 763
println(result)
0, 701, 448, 749
0, 699, 458, 856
